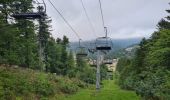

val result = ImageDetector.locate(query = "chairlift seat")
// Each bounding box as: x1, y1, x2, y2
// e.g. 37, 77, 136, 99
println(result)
76, 53, 88, 56
104, 62, 113, 64
103, 59, 113, 64
76, 46, 88, 57
12, 12, 45, 19
96, 46, 111, 50
107, 70, 113, 72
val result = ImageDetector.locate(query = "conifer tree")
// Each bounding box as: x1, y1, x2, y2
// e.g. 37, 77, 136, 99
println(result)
157, 4, 170, 30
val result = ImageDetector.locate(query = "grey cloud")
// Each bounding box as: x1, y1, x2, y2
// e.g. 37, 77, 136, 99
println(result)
45, 0, 169, 41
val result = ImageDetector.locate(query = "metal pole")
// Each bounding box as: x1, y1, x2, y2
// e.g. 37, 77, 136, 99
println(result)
79, 39, 81, 47
104, 27, 107, 38
96, 50, 100, 90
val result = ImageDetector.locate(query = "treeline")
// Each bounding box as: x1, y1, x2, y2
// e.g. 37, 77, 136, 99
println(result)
0, 0, 71, 74
116, 5, 170, 100
0, 0, 101, 84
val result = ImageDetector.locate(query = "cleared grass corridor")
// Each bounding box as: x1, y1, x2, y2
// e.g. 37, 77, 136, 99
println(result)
60, 80, 140, 100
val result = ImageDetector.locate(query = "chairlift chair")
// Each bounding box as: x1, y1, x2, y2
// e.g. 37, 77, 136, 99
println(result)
103, 51, 113, 64
76, 46, 88, 57
12, 1, 46, 19
95, 37, 112, 51
76, 39, 88, 57
103, 59, 113, 65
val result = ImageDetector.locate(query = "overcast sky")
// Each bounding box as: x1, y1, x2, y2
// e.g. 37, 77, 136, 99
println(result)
44, 0, 169, 42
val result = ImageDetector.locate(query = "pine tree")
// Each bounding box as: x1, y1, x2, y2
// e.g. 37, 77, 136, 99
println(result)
0, 0, 21, 65
0, 18, 20, 65
157, 4, 170, 30
58, 36, 69, 75
46, 37, 61, 73
13, 0, 38, 68
66, 51, 76, 77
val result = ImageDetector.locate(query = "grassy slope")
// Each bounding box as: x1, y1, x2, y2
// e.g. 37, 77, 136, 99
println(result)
61, 80, 140, 100
0, 66, 86, 100
0, 66, 140, 100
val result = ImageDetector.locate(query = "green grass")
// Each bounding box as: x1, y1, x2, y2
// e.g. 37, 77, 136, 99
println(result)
60, 80, 140, 100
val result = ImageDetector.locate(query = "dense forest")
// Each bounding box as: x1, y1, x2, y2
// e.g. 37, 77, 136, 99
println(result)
116, 5, 170, 100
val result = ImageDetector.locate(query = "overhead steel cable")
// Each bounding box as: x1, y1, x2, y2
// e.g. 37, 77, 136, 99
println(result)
35, 0, 40, 3
80, 0, 98, 37
98, 0, 105, 34
47, 0, 81, 39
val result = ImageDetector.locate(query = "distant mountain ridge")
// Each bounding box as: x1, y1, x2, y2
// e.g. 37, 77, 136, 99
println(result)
69, 38, 142, 51
111, 38, 142, 48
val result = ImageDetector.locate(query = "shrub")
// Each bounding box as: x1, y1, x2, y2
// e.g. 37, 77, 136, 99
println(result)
58, 78, 79, 94
72, 78, 87, 88
33, 73, 55, 96
0, 67, 86, 99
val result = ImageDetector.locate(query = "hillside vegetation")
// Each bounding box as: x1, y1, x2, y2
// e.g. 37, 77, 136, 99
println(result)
0, 66, 87, 100
0, 0, 170, 100
0, 0, 100, 96
116, 7, 170, 100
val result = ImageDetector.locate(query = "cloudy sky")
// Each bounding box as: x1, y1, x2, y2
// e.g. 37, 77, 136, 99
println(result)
44, 0, 169, 42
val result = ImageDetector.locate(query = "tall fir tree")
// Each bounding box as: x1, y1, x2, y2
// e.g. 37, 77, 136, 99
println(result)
157, 4, 170, 30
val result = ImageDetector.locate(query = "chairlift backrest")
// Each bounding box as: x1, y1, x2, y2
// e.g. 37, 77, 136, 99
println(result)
103, 59, 113, 64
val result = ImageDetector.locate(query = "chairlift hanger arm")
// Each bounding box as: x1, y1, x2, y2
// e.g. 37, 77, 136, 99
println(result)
104, 27, 107, 37
79, 39, 82, 47
35, 0, 46, 13
41, 0, 46, 13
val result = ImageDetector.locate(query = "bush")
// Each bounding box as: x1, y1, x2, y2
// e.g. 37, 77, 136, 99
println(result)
77, 68, 96, 84
59, 82, 79, 94
57, 78, 79, 94
0, 67, 86, 99
33, 73, 55, 96
72, 78, 87, 88
0, 81, 5, 100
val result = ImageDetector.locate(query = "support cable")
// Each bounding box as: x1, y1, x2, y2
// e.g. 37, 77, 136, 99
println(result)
35, 0, 40, 3
47, 0, 81, 39
80, 0, 97, 37
98, 0, 105, 35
